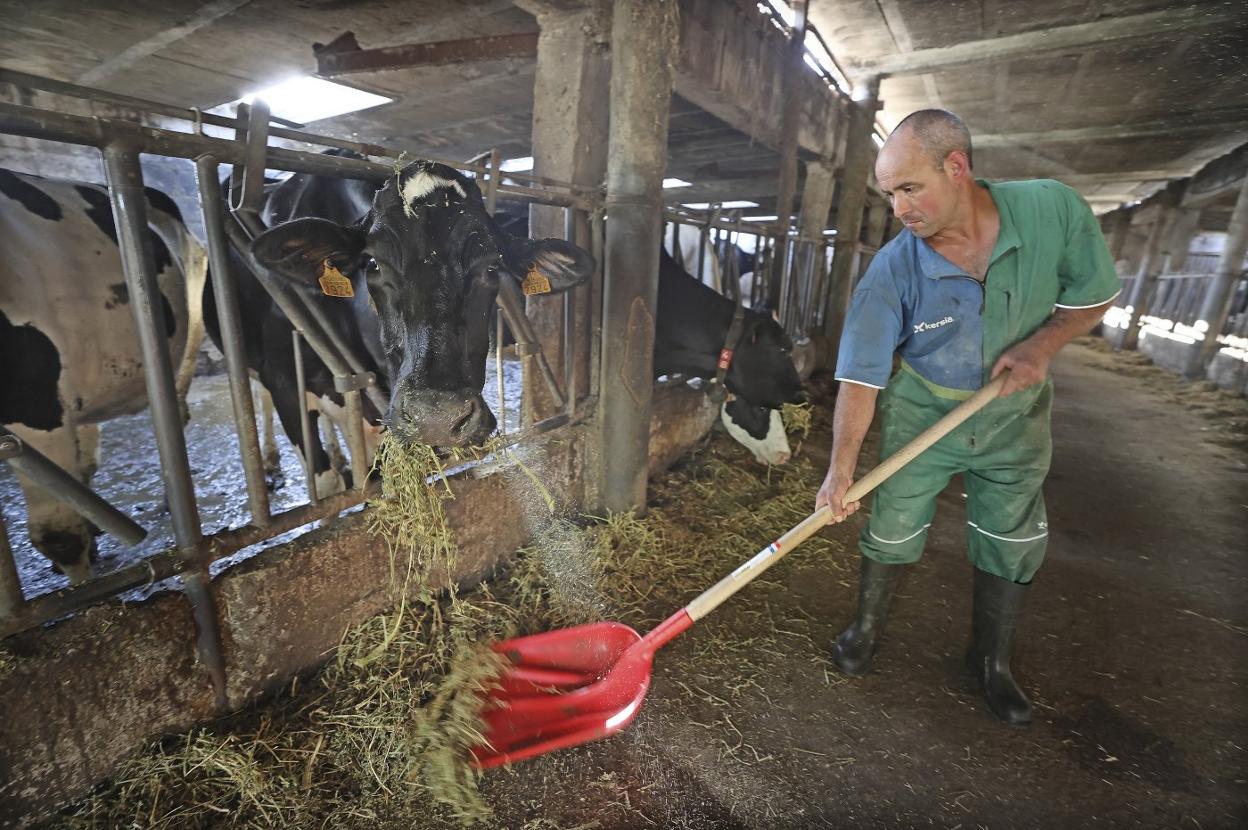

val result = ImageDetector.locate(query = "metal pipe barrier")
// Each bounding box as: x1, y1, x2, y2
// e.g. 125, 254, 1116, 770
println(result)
196, 156, 272, 527
102, 140, 228, 708
0, 88, 598, 648
0, 513, 24, 618
0, 428, 147, 546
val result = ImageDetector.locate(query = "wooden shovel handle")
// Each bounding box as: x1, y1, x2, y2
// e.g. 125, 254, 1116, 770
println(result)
684, 371, 1008, 623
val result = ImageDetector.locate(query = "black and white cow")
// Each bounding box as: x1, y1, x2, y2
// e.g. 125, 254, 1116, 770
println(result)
495, 203, 802, 464
217, 155, 593, 490
653, 248, 804, 465
0, 168, 207, 583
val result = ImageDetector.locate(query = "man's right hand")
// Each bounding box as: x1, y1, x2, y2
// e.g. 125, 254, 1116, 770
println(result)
816, 467, 861, 523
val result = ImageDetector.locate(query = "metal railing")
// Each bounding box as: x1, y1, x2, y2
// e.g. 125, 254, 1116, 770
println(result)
663, 207, 832, 339
0, 75, 600, 704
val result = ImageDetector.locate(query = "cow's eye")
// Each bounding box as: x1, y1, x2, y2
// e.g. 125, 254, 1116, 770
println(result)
365, 257, 380, 272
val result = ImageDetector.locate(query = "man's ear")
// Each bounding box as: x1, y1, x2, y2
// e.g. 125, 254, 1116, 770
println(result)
505, 237, 595, 295
251, 217, 367, 284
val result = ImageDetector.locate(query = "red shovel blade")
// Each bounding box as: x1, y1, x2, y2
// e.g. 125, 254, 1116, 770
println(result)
472, 621, 653, 768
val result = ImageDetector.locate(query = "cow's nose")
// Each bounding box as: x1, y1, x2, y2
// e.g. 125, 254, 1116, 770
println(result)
773, 451, 791, 465
389, 386, 497, 448
448, 395, 496, 446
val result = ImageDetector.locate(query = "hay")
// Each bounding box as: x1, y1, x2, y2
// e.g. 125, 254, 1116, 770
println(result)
52, 413, 853, 829
780, 401, 813, 440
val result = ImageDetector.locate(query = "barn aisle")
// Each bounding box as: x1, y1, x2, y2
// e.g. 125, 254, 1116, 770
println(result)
40, 340, 1246, 829
475, 339, 1248, 830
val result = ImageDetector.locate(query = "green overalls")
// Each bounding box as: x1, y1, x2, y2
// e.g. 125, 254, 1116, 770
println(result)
835, 180, 1121, 583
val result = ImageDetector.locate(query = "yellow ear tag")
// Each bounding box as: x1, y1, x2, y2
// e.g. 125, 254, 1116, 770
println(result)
521, 266, 552, 296
318, 261, 354, 298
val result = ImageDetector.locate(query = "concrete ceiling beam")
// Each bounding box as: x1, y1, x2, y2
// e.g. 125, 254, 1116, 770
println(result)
850, 6, 1244, 78
976, 119, 1248, 148
314, 31, 540, 76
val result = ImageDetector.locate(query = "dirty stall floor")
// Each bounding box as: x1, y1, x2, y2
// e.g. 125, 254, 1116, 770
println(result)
478, 339, 1247, 829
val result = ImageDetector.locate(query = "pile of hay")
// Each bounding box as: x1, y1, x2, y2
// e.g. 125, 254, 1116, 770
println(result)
54, 410, 849, 829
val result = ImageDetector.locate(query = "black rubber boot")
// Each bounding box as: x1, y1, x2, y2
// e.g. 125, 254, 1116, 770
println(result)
966, 568, 1033, 726
831, 557, 902, 676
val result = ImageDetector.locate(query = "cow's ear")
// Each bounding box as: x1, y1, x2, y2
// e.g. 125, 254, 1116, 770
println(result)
505, 238, 594, 295
251, 217, 366, 284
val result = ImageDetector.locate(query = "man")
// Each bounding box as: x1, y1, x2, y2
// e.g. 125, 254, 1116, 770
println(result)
815, 109, 1119, 725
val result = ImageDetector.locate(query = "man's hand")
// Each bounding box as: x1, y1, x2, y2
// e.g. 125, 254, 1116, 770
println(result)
816, 467, 861, 523
991, 339, 1050, 396
991, 301, 1113, 396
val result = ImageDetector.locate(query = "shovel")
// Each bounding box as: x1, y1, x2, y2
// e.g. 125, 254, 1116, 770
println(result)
472, 372, 1009, 768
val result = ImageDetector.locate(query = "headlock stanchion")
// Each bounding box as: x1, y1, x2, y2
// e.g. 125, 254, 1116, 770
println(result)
0, 73, 599, 650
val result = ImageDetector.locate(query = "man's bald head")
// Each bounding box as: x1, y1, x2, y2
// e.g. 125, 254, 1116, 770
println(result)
887, 109, 973, 172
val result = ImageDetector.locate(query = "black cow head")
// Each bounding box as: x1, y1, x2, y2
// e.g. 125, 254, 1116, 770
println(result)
252, 160, 593, 447
723, 314, 805, 417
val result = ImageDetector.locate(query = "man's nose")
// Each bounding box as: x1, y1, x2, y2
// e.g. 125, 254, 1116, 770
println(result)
892, 195, 908, 218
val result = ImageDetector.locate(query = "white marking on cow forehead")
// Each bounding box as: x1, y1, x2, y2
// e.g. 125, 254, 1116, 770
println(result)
401, 169, 466, 205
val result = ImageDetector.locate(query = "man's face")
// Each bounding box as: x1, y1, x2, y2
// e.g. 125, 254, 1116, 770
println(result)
875, 134, 963, 239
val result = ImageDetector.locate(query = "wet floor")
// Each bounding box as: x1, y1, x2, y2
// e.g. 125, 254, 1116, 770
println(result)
0, 354, 525, 601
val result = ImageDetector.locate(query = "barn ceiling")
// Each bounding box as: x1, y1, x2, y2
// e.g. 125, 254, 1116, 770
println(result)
0, 0, 1245, 218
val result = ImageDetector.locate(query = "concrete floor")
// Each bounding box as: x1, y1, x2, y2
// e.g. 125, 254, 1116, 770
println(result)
481, 340, 1247, 829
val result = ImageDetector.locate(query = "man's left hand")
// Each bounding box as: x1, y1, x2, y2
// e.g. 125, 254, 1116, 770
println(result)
991, 340, 1050, 396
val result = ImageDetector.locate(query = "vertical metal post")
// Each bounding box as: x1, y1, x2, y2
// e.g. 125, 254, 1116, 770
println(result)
196, 156, 271, 527
102, 141, 226, 709
291, 330, 318, 505
0, 512, 23, 619
484, 147, 502, 215
563, 207, 576, 415
343, 390, 369, 490
495, 311, 507, 435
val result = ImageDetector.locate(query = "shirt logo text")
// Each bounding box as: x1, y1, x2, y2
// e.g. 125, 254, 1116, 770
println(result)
913, 316, 954, 334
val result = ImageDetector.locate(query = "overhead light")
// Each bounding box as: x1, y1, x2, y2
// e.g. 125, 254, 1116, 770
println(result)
663, 178, 693, 188
871, 133, 885, 148
743, 214, 778, 222
211, 76, 392, 124
682, 200, 759, 209
500, 156, 534, 173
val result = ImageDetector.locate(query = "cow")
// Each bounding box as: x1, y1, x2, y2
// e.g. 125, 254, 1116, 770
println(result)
213, 154, 594, 494
0, 168, 207, 583
492, 202, 802, 464
653, 248, 804, 465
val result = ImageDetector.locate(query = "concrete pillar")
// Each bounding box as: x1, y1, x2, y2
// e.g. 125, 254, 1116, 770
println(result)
766, 0, 808, 312
520, 0, 611, 426
1185, 173, 1248, 377
1119, 189, 1181, 351
858, 198, 891, 279
822, 78, 880, 346
596, 0, 677, 513
795, 157, 836, 334
1163, 206, 1202, 273
1105, 206, 1135, 265
798, 159, 837, 240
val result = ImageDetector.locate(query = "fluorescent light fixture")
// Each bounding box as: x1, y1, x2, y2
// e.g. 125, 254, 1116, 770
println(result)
663, 178, 693, 188
211, 76, 391, 124
500, 156, 534, 173
744, 215, 778, 222
763, 0, 795, 26
682, 200, 759, 209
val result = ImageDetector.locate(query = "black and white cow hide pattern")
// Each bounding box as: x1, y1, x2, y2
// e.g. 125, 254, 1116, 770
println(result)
0, 169, 206, 583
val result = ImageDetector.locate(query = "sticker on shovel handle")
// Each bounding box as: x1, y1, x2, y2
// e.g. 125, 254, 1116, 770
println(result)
521, 267, 552, 296
318, 261, 354, 298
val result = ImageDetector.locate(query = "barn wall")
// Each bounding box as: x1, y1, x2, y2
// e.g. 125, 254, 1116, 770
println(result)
1135, 332, 1248, 396
0, 385, 719, 827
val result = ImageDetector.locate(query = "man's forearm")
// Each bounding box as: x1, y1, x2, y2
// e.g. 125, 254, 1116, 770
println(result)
830, 382, 879, 476
1028, 302, 1113, 358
